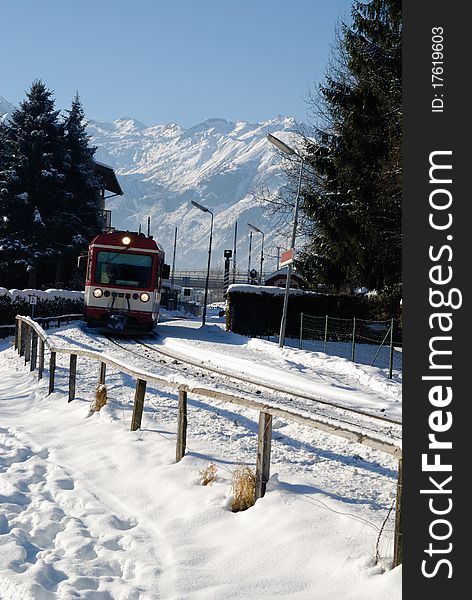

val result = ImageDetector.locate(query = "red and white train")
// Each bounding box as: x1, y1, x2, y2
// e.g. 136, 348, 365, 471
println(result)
83, 230, 169, 332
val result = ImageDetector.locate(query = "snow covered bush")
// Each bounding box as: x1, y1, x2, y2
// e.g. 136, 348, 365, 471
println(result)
0, 289, 83, 325
226, 285, 402, 337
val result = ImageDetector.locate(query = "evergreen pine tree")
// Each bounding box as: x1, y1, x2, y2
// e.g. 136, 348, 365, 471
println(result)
0, 80, 67, 288
54, 93, 103, 285
0, 82, 104, 289
298, 0, 401, 291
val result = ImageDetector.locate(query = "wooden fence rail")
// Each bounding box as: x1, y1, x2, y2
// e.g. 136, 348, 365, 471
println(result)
1, 314, 83, 339
13, 314, 403, 567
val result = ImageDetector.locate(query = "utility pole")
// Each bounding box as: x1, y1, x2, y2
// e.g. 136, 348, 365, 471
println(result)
190, 201, 213, 326
232, 221, 238, 284
266, 133, 304, 348
247, 231, 253, 283
171, 227, 177, 287
224, 250, 232, 296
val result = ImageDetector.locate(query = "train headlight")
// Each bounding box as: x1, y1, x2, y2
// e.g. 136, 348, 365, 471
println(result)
122, 236, 131, 246
140, 292, 150, 302
93, 288, 103, 298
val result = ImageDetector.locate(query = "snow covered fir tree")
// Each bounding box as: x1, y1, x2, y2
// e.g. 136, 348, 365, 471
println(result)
0, 81, 102, 289
293, 0, 401, 294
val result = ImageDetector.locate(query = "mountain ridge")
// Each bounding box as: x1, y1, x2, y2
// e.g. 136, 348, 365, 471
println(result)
0, 94, 302, 272
89, 113, 301, 271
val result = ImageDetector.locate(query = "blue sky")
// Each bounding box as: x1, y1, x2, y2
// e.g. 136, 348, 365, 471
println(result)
2, 0, 354, 127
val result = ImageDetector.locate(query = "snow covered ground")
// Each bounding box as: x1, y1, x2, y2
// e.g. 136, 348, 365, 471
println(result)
0, 311, 401, 599
154, 312, 402, 422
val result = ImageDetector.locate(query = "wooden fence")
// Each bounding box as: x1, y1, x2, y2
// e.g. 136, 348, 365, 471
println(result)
1, 313, 82, 339
13, 314, 403, 567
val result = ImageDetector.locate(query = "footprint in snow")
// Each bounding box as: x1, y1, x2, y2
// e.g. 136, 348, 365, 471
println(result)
0, 426, 162, 598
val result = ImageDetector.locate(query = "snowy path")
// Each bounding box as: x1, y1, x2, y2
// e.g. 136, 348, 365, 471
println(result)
0, 328, 401, 599
0, 366, 165, 600
0, 425, 162, 600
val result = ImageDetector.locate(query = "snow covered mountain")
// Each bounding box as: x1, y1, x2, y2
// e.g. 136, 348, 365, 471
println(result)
0, 91, 302, 272
0, 95, 15, 121
88, 115, 300, 271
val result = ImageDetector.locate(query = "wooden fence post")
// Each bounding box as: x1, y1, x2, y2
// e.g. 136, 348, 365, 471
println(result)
24, 324, 31, 364
255, 411, 272, 499
323, 315, 328, 353
14, 318, 19, 351
68, 354, 77, 402
393, 458, 403, 567
299, 313, 304, 350
176, 388, 188, 462
351, 317, 356, 362
19, 321, 26, 357
389, 318, 395, 380
131, 379, 147, 431
98, 361, 106, 385
38, 339, 45, 381
48, 351, 56, 395
30, 331, 38, 372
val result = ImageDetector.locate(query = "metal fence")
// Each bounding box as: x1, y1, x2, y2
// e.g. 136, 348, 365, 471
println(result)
298, 314, 402, 378
177, 300, 202, 318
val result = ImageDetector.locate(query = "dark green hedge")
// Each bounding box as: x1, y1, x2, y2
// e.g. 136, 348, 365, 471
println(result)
0, 295, 83, 327
227, 288, 402, 339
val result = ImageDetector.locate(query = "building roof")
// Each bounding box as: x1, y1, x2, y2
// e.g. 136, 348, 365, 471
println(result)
264, 269, 307, 283
94, 161, 123, 196
227, 284, 316, 296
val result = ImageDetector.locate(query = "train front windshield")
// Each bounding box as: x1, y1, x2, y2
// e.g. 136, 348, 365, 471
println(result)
94, 251, 153, 288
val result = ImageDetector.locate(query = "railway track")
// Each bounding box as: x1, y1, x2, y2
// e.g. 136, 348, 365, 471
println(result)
103, 334, 402, 444
146, 335, 401, 425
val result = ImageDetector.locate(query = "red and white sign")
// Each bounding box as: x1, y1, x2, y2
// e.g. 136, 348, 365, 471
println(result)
279, 248, 294, 267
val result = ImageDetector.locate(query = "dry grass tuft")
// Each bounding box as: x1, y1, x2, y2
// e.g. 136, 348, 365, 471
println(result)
200, 463, 217, 486
92, 384, 107, 412
231, 465, 256, 512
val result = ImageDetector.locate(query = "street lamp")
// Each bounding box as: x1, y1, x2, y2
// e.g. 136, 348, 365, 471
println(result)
247, 223, 264, 284
190, 200, 214, 326
171, 226, 177, 288
266, 133, 297, 155
247, 230, 253, 283
266, 133, 304, 348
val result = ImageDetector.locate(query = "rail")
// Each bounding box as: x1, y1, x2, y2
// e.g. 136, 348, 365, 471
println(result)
13, 315, 403, 567
1, 313, 82, 338
138, 336, 401, 427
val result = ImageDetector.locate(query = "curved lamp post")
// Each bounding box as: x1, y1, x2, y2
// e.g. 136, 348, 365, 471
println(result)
266, 133, 304, 348
190, 200, 214, 326
247, 223, 264, 284
247, 230, 253, 283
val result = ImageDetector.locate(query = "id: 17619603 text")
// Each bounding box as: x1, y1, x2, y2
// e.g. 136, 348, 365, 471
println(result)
431, 26, 444, 113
